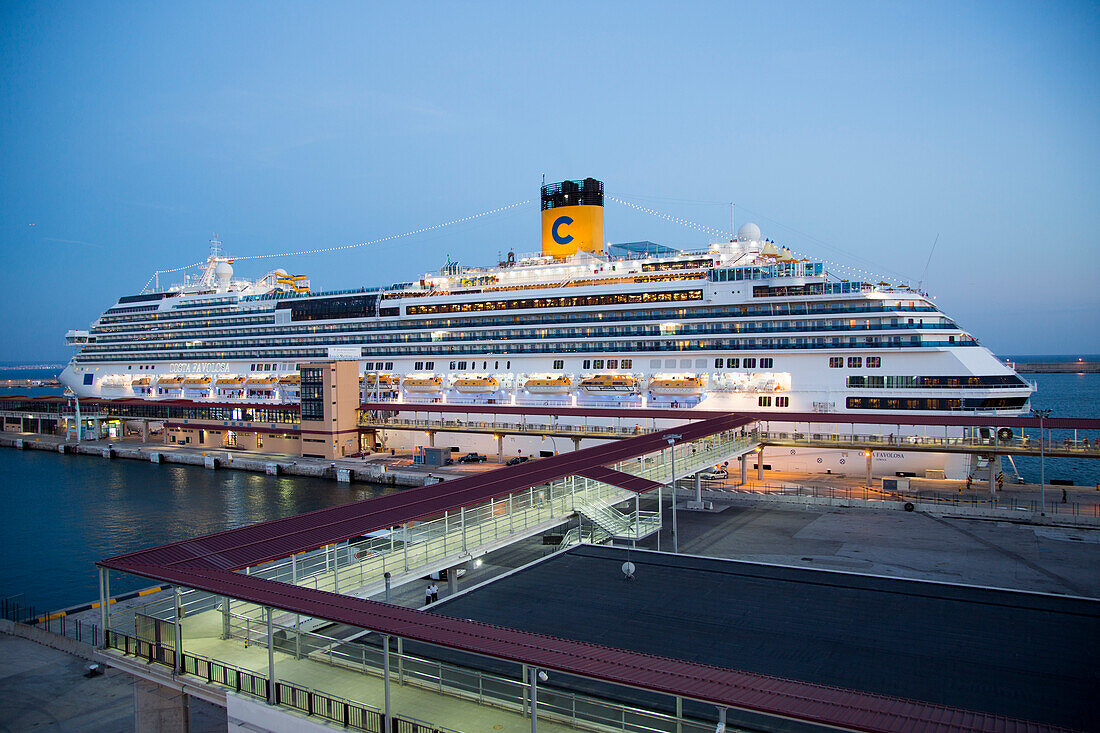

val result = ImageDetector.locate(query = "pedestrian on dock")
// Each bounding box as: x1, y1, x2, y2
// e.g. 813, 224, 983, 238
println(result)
424, 584, 433, 605
1062, 488, 1067, 503
430, 582, 439, 603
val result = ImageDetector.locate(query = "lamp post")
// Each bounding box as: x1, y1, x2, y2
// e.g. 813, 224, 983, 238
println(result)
1031, 409, 1051, 516
665, 434, 682, 553
529, 667, 548, 733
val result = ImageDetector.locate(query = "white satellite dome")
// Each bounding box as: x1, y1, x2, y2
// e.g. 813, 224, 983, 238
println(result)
214, 261, 233, 290
737, 222, 761, 242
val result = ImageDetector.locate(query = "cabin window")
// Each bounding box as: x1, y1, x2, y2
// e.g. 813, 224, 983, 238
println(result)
758, 396, 771, 407
743, 358, 757, 368
553, 360, 564, 369
726, 358, 739, 368
866, 357, 881, 368
848, 357, 862, 368
776, 396, 789, 407
829, 357, 843, 368
621, 359, 632, 368
607, 360, 618, 369
760, 358, 773, 368
593, 359, 605, 369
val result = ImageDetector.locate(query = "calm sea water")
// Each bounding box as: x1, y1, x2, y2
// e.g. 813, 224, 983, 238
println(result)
0, 365, 1096, 611
0, 451, 398, 612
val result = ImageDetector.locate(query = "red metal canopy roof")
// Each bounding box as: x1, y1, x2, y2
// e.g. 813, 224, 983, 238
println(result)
360, 401, 1100, 431
99, 411, 1073, 732
103, 414, 750, 573
577, 466, 666, 494
109, 560, 1064, 733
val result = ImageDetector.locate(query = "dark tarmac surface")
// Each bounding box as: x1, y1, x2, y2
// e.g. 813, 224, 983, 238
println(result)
430, 542, 1099, 731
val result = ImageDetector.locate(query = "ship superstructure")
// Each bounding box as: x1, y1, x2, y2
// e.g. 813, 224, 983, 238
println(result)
61, 180, 1033, 476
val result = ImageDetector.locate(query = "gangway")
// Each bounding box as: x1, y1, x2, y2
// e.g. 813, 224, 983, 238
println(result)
119, 424, 761, 641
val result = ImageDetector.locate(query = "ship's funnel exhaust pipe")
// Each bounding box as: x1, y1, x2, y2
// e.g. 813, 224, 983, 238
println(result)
541, 178, 604, 258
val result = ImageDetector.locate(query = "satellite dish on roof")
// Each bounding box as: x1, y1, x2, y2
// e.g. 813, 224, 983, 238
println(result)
737, 222, 761, 242
622, 561, 636, 580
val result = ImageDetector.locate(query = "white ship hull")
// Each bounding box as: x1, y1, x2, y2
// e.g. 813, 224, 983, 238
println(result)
60, 212, 1033, 482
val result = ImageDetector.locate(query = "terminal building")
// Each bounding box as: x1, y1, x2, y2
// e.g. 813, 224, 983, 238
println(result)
0, 360, 368, 460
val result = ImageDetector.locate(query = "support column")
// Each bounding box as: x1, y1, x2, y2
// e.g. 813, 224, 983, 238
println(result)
133, 679, 189, 733
496, 435, 503, 463
141, 420, 148, 443
221, 597, 230, 640
447, 565, 461, 596
428, 431, 435, 447
74, 397, 81, 443
529, 667, 539, 733
98, 567, 109, 649
172, 587, 183, 675
740, 456, 747, 486
694, 472, 702, 503
989, 455, 997, 494
865, 450, 873, 488
266, 607, 275, 705
382, 634, 391, 724
572, 438, 581, 451
757, 448, 764, 481
332, 545, 340, 594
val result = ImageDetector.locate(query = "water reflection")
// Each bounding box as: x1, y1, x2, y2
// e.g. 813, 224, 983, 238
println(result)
0, 449, 398, 611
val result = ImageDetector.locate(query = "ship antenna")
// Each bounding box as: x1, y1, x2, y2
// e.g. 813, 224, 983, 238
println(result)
918, 233, 939, 293
730, 202, 735, 239
210, 233, 222, 259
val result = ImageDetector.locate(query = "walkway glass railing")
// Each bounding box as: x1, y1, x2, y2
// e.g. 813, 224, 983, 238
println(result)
104, 606, 724, 733
120, 426, 761, 634
759, 431, 1100, 455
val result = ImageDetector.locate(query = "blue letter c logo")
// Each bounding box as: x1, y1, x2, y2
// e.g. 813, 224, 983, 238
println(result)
552, 216, 574, 245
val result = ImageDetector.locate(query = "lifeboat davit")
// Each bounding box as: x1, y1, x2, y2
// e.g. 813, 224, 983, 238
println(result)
246, 375, 277, 391
524, 375, 571, 394
278, 374, 300, 386
363, 373, 397, 388
183, 375, 211, 388
579, 374, 640, 395
453, 375, 499, 394
216, 375, 245, 388
403, 375, 443, 393
649, 375, 704, 396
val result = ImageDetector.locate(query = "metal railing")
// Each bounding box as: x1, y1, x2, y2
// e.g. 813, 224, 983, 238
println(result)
1, 598, 101, 647
704, 481, 1100, 518
760, 431, 1100, 457
110, 614, 725, 733
359, 414, 647, 438
106, 629, 388, 732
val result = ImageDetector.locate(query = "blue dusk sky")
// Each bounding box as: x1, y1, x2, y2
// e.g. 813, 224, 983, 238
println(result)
1, 1, 1097, 362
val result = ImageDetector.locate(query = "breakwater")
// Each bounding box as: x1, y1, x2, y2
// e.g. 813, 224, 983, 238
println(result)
0, 432, 446, 488
1015, 362, 1100, 373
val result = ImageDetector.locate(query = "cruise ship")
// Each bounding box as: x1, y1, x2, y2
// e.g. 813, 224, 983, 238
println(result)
60, 178, 1033, 477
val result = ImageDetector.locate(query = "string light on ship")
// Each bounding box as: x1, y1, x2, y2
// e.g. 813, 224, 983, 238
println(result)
607, 196, 732, 240
138, 200, 530, 291
233, 201, 531, 261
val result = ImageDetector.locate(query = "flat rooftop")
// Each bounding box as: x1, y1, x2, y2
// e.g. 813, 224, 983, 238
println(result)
430, 544, 1099, 731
